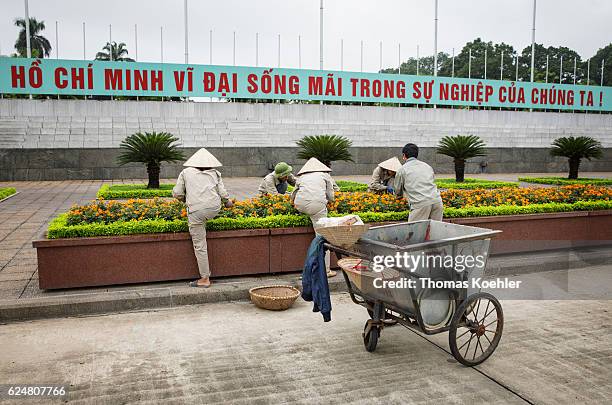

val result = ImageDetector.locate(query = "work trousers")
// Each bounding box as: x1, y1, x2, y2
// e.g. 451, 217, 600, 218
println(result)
408, 201, 444, 222
188, 207, 220, 278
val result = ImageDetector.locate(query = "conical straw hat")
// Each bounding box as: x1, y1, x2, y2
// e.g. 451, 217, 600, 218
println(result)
297, 157, 332, 175
378, 157, 402, 172
183, 148, 222, 167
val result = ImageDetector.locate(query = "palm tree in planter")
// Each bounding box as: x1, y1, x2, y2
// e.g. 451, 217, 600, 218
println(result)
436, 135, 486, 182
550, 136, 603, 179
117, 132, 185, 189
296, 134, 353, 168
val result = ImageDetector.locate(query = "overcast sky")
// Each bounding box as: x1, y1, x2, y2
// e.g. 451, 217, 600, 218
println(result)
1, 0, 610, 72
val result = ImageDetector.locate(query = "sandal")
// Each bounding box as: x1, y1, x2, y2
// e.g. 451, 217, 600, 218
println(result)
189, 280, 211, 288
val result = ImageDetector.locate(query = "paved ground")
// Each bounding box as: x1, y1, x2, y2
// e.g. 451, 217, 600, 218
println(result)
0, 172, 610, 306
1, 264, 611, 404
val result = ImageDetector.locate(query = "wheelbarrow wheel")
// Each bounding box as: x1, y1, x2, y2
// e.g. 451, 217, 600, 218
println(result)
449, 292, 503, 367
363, 321, 380, 352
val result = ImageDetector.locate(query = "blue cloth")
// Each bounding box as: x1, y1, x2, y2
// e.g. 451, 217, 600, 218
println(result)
275, 180, 288, 194
301, 235, 332, 322
386, 186, 394, 193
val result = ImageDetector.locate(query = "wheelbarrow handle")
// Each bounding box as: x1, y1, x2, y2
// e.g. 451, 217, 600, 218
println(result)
323, 243, 370, 261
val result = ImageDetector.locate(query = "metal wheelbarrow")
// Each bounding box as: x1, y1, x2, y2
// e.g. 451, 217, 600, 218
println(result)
326, 220, 504, 367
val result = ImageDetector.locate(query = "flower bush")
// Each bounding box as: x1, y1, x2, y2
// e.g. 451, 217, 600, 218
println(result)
329, 192, 408, 213
442, 184, 611, 208
66, 198, 186, 225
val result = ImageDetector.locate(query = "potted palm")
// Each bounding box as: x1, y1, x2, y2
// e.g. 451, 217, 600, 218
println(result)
117, 132, 185, 189
436, 135, 487, 182
550, 136, 603, 179
296, 134, 353, 168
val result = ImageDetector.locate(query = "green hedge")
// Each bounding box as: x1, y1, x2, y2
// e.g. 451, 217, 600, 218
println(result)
518, 177, 612, 186
444, 200, 612, 218
97, 184, 174, 199
46, 201, 612, 239
47, 210, 411, 238
435, 178, 519, 189
0, 187, 17, 200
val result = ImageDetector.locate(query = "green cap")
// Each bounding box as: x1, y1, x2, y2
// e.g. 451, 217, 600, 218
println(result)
274, 162, 293, 178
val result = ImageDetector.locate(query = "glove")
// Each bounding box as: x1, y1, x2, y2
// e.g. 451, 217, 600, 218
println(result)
386, 186, 395, 193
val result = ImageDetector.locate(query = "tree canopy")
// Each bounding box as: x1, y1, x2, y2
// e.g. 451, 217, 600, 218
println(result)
381, 38, 609, 85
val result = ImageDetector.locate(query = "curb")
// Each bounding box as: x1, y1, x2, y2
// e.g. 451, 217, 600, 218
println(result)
1, 246, 610, 324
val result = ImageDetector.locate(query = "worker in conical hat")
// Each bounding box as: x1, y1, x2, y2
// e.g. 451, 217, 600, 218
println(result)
291, 157, 340, 277
172, 148, 233, 288
367, 157, 402, 194
258, 162, 297, 195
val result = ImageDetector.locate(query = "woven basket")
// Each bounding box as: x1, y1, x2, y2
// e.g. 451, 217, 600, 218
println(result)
316, 224, 369, 248
249, 285, 301, 311
338, 257, 401, 293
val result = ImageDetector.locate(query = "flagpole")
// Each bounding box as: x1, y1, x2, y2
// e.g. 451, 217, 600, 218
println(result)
55, 21, 59, 59
433, 0, 438, 77
416, 44, 420, 75
82, 22, 86, 59
134, 24, 138, 61
184, 0, 189, 63
530, 0, 536, 82
24, 0, 31, 58
319, 0, 324, 70
109, 24, 112, 61
24, 0, 31, 98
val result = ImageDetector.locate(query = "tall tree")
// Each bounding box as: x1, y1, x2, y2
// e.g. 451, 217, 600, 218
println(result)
520, 44, 583, 84
381, 52, 450, 76
14, 17, 51, 58
588, 43, 612, 86
95, 42, 135, 62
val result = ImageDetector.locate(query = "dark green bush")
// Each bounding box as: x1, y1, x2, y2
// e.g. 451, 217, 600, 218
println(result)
518, 177, 612, 186
0, 188, 17, 200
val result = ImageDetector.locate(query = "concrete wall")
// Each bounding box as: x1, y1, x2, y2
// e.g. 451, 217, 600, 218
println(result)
1, 99, 611, 180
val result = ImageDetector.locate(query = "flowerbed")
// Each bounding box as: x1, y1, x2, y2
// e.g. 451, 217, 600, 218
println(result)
442, 184, 611, 208
47, 185, 612, 239
0, 187, 17, 201
518, 177, 612, 186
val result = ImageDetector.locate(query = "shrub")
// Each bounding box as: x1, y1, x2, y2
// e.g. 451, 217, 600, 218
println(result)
97, 184, 174, 199
550, 136, 603, 179
435, 178, 518, 189
117, 132, 185, 189
296, 135, 353, 168
436, 135, 487, 182
518, 177, 612, 186
0, 188, 17, 200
